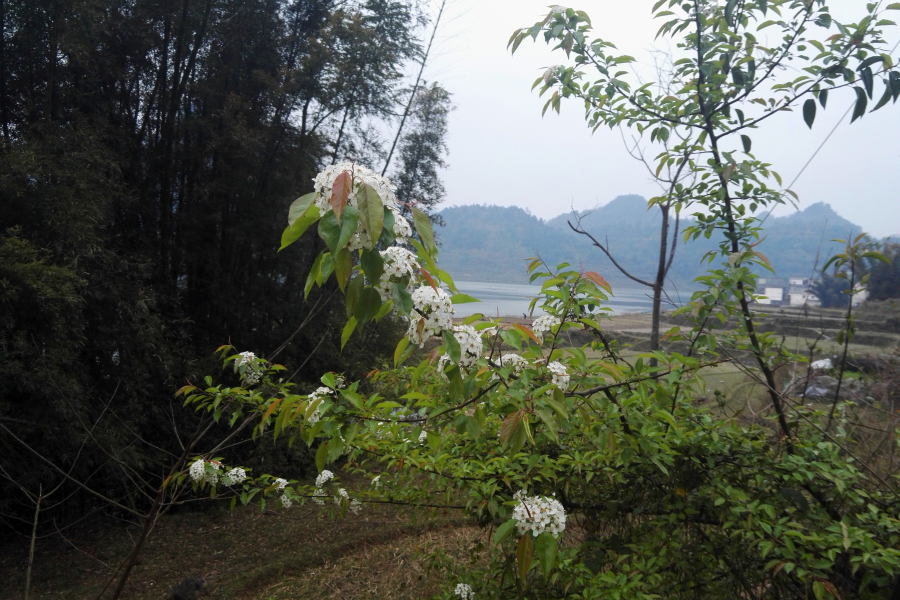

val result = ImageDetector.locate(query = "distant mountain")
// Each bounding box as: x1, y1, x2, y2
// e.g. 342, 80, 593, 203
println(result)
436, 197, 862, 287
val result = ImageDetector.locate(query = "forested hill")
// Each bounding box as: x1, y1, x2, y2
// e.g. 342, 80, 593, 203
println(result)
436, 197, 861, 286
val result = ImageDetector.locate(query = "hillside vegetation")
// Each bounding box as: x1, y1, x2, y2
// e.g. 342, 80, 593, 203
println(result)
437, 197, 861, 285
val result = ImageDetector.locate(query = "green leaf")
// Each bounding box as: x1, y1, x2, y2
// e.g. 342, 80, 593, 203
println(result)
341, 316, 357, 349
287, 192, 318, 225
442, 329, 461, 363
345, 275, 364, 318
357, 184, 384, 245
360, 248, 384, 283
517, 534, 533, 581
803, 98, 816, 128
534, 532, 558, 576
394, 337, 410, 367
315, 442, 328, 472
334, 248, 353, 292
318, 212, 341, 253
337, 205, 360, 250
304, 252, 324, 299
353, 287, 382, 324
411, 206, 436, 256
873, 82, 894, 111
851, 87, 868, 122
535, 408, 559, 443
494, 519, 518, 545
465, 415, 481, 440
861, 66, 874, 99
379, 208, 397, 246
741, 134, 752, 153
281, 196, 320, 250
450, 293, 480, 304
887, 3, 900, 9
818, 88, 828, 108
392, 283, 414, 315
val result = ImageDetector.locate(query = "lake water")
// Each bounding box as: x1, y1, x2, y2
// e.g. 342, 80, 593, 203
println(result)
452, 280, 656, 318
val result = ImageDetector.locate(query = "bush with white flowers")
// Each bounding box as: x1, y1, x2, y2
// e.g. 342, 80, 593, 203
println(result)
512, 491, 566, 538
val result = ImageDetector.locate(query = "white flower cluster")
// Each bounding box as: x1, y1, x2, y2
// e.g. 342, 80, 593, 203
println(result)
418, 430, 428, 443
188, 459, 222, 485
531, 315, 560, 343
316, 469, 334, 488
547, 361, 569, 392
189, 459, 205, 482
236, 351, 263, 385
452, 324, 483, 368
455, 583, 474, 600
306, 386, 332, 424
312, 488, 327, 505
512, 491, 567, 538
372, 475, 381, 488
225, 467, 246, 486
407, 286, 454, 346
274, 477, 288, 490
549, 5, 567, 16
377, 246, 420, 301
499, 353, 528, 374
280, 494, 292, 509
311, 162, 412, 249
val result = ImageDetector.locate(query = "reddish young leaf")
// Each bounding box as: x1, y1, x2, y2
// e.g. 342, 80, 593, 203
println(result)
420, 268, 438, 290
513, 323, 541, 345
500, 411, 522, 445
585, 271, 612, 293
330, 171, 351, 220
428, 346, 442, 364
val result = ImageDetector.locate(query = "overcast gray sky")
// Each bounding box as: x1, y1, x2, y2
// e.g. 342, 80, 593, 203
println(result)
421, 0, 900, 238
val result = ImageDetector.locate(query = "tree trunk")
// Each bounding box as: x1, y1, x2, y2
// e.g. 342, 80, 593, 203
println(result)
24, 486, 42, 600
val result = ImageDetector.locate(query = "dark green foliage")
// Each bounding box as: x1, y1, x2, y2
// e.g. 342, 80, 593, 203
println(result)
867, 243, 900, 301
0, 0, 422, 524
812, 271, 852, 308
392, 82, 452, 223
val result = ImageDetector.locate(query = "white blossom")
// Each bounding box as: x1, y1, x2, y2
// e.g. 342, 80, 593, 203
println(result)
350, 498, 362, 514
280, 494, 292, 509
499, 353, 528, 374
418, 430, 428, 443
547, 361, 570, 392
531, 315, 560, 343
189, 459, 205, 482
315, 470, 334, 488
455, 583, 475, 600
312, 488, 327, 505
512, 491, 567, 538
310, 162, 411, 249
225, 467, 246, 485
549, 5, 567, 16
274, 477, 288, 490
237, 351, 256, 366
335, 487, 349, 505
452, 324, 483, 368
205, 462, 220, 486
377, 246, 420, 301
372, 475, 381, 488
407, 286, 454, 346
306, 386, 332, 424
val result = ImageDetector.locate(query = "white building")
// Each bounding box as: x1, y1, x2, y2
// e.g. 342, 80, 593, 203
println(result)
757, 278, 787, 305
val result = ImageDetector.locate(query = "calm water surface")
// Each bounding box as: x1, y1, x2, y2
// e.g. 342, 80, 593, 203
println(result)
452, 280, 657, 318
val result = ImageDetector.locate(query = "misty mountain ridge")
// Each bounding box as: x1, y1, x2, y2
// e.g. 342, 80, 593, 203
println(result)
436, 196, 860, 287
